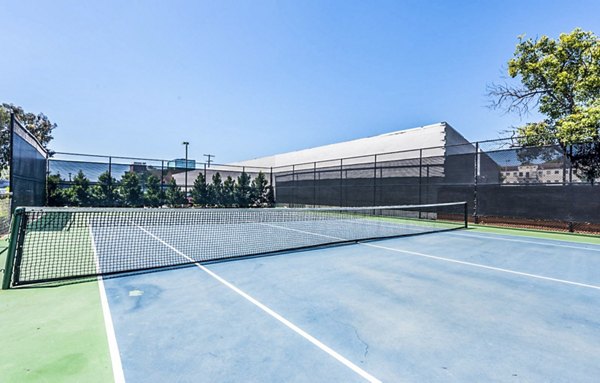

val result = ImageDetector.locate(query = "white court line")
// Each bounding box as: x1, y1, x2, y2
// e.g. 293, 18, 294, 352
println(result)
262, 222, 600, 291
89, 227, 126, 383
362, 243, 600, 291
134, 225, 382, 383
333, 218, 600, 253
448, 231, 600, 252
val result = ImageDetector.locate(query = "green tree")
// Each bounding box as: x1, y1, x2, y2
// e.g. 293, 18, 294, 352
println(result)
251, 171, 269, 206
489, 28, 600, 182
0, 103, 56, 171
91, 171, 119, 207
144, 175, 162, 207
166, 178, 187, 207
265, 185, 275, 207
208, 172, 223, 206
119, 172, 143, 207
47, 174, 66, 206
235, 171, 252, 208
222, 176, 236, 207
65, 170, 91, 206
191, 172, 208, 206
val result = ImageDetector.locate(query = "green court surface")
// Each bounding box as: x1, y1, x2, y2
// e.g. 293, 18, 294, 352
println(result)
0, 239, 113, 383
1, 225, 599, 382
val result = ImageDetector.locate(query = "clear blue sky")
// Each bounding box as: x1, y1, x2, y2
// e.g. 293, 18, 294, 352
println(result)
2, 1, 599, 163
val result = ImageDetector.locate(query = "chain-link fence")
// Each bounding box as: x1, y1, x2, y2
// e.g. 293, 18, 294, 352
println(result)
272, 137, 600, 234
6, 121, 599, 235
47, 153, 274, 208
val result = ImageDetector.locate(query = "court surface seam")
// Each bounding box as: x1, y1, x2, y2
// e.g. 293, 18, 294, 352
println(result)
90, 227, 126, 383
134, 224, 383, 383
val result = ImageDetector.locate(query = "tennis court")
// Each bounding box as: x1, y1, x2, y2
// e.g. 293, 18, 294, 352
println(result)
2, 203, 600, 382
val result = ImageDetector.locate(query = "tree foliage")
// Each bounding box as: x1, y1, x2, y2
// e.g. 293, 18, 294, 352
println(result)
222, 176, 236, 206
166, 178, 187, 207
144, 175, 163, 207
91, 171, 119, 207
191, 172, 208, 206
47, 174, 66, 206
119, 172, 143, 207
251, 171, 274, 207
235, 171, 253, 208
64, 170, 91, 206
0, 103, 56, 171
489, 28, 600, 181
49, 170, 276, 207
207, 172, 223, 206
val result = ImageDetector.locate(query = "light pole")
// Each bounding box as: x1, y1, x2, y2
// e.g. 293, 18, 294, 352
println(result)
182, 141, 189, 199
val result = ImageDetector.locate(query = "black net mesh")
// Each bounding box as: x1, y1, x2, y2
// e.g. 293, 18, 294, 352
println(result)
6, 202, 466, 286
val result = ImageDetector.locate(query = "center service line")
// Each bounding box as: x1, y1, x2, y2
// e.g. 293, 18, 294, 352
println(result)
135, 225, 382, 383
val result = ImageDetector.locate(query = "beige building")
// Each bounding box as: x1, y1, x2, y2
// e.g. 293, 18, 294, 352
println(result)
501, 163, 583, 184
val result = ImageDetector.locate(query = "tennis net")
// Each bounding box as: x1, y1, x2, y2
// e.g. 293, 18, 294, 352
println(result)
3, 202, 467, 287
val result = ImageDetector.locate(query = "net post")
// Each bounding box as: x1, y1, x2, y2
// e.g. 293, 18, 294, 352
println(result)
463, 201, 468, 228
2, 208, 24, 289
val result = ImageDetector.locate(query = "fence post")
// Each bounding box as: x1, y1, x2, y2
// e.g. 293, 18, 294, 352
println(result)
45, 152, 50, 206
313, 162, 317, 207
269, 167, 274, 205
291, 165, 295, 207
426, 164, 430, 204
568, 145, 573, 183
373, 155, 377, 207
562, 148, 567, 185
339, 159, 343, 207
418, 149, 423, 217
9, 113, 14, 213
160, 160, 165, 205
473, 142, 479, 224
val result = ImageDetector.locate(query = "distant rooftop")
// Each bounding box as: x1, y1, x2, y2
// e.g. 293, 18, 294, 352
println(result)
231, 122, 472, 168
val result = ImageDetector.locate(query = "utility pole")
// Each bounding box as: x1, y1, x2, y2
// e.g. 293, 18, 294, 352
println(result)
183, 141, 189, 198
204, 154, 215, 168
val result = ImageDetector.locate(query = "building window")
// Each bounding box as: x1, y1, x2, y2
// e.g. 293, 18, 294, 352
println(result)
525, 172, 529, 177
519, 172, 523, 176
546, 170, 550, 174
555, 170, 559, 174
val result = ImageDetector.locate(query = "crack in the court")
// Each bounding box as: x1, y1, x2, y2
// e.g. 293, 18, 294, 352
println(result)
331, 318, 370, 362
353, 327, 370, 361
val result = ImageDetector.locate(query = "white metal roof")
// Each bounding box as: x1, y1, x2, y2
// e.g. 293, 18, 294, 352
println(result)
230, 122, 470, 169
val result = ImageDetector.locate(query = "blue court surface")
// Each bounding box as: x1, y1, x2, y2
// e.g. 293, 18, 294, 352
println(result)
98, 228, 600, 382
